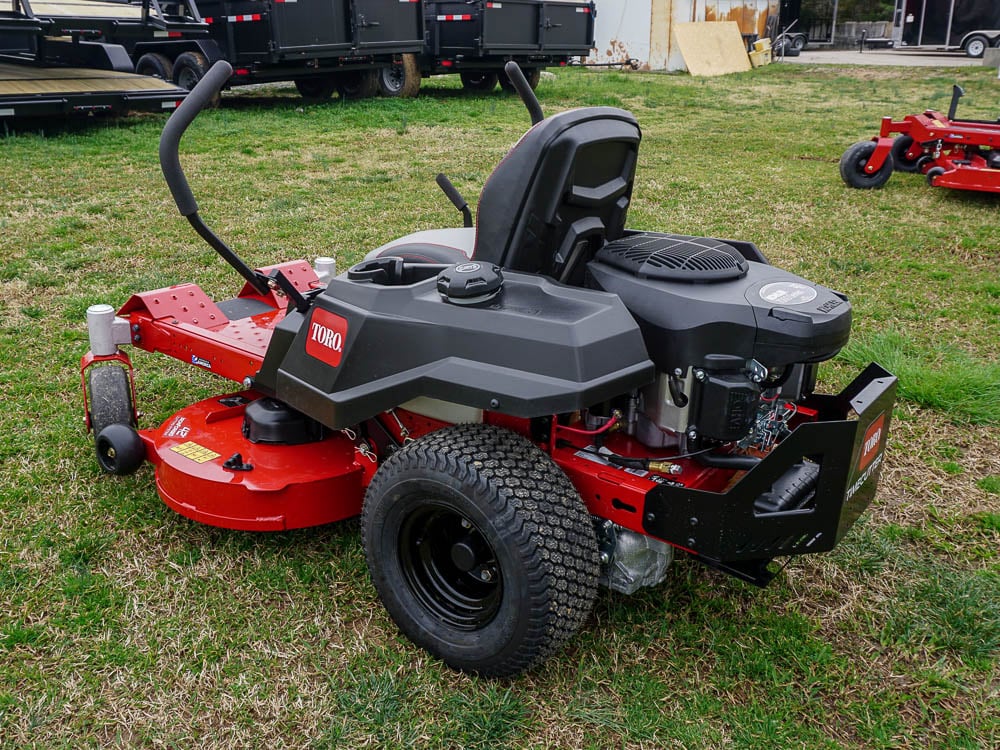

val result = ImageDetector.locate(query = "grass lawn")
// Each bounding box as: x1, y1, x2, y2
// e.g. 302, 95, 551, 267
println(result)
1, 62, 998, 748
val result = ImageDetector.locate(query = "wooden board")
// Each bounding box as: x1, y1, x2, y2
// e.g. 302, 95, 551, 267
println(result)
0, 62, 180, 95
30, 0, 145, 20
671, 22, 751, 77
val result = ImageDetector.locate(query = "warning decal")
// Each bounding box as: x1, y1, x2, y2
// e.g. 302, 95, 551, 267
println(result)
170, 441, 221, 464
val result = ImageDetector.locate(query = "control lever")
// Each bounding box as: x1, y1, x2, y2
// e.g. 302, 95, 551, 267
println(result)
436, 173, 473, 228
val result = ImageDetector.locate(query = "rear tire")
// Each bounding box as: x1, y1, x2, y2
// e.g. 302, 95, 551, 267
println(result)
335, 70, 378, 100
499, 67, 540, 92
839, 141, 893, 189
295, 77, 337, 101
378, 54, 420, 98
135, 52, 173, 80
460, 72, 499, 93
964, 34, 988, 58
173, 51, 220, 107
361, 424, 599, 677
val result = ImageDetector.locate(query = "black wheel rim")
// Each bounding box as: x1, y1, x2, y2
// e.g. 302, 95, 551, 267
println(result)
383, 66, 404, 93
399, 504, 502, 630
178, 68, 200, 90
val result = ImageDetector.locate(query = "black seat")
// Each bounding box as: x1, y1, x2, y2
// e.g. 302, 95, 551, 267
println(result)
474, 106, 641, 285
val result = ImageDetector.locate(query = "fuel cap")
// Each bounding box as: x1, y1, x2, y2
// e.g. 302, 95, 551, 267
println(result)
437, 261, 503, 305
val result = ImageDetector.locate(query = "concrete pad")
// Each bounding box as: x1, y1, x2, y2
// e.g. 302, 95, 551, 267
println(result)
777, 49, 981, 68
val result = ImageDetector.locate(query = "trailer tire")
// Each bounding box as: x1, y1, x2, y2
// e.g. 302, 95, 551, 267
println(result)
335, 70, 378, 100
173, 52, 220, 107
460, 72, 499, 93
135, 52, 173, 81
378, 54, 420, 98
791, 33, 808, 51
361, 423, 600, 677
499, 67, 540, 92
890, 135, 921, 173
839, 141, 893, 189
295, 77, 337, 101
964, 34, 988, 58
88, 366, 135, 437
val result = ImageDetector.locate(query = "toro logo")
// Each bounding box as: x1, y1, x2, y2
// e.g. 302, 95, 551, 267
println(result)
858, 412, 886, 472
305, 308, 349, 368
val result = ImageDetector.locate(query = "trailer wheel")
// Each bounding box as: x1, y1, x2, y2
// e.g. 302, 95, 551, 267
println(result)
135, 52, 173, 81
964, 34, 988, 58
791, 33, 808, 51
88, 366, 135, 436
294, 77, 337, 101
890, 135, 922, 173
335, 70, 378, 100
173, 52, 220, 107
839, 141, 893, 189
500, 67, 540, 92
95, 424, 145, 476
460, 72, 498, 93
378, 54, 420, 98
361, 423, 599, 677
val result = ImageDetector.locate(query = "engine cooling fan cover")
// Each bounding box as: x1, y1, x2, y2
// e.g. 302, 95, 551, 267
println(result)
596, 232, 749, 282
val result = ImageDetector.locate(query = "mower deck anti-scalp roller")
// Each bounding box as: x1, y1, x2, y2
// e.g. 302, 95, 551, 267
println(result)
81, 59, 897, 677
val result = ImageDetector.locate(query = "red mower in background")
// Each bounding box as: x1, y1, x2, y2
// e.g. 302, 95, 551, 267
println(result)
840, 85, 1000, 193
80, 60, 897, 677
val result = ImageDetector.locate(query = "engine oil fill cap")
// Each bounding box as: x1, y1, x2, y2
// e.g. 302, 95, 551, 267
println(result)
437, 262, 503, 305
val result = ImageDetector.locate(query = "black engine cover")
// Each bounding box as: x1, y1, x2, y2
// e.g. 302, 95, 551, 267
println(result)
586, 233, 852, 374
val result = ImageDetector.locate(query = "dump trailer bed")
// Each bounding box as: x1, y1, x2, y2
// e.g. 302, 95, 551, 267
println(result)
0, 59, 185, 116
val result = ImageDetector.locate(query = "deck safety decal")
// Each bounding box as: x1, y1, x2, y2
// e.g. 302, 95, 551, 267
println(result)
170, 441, 221, 464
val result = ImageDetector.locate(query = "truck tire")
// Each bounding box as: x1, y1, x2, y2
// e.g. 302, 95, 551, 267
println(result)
135, 52, 173, 80
460, 72, 498, 93
295, 77, 337, 101
378, 54, 420, 98
499, 67, 540, 92
361, 424, 600, 677
173, 51, 221, 107
839, 141, 893, 189
964, 34, 988, 58
335, 70, 378, 100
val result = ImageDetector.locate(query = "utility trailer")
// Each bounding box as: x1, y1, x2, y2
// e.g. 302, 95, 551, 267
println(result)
377, 0, 595, 97
20, 0, 220, 83
195, 0, 424, 100
0, 1, 186, 118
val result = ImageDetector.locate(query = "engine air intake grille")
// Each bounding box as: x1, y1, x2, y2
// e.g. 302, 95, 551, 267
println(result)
596, 233, 749, 282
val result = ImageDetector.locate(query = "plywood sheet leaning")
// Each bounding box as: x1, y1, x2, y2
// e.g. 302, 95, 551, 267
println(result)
672, 22, 751, 76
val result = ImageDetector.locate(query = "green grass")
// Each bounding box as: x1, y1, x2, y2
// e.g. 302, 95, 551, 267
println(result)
1, 64, 999, 748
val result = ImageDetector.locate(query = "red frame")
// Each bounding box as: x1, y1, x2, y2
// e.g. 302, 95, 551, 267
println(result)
864, 110, 1000, 194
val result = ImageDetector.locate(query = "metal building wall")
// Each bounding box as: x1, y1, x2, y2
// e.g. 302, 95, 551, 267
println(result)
590, 0, 779, 71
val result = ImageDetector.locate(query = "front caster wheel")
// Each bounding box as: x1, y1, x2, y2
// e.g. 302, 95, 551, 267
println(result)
839, 140, 894, 189
361, 424, 599, 677
95, 423, 145, 475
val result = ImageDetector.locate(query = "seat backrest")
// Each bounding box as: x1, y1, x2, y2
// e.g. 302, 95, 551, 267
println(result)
473, 107, 641, 285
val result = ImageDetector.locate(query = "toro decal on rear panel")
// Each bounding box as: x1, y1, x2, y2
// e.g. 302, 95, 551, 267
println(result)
306, 308, 348, 368
846, 412, 887, 502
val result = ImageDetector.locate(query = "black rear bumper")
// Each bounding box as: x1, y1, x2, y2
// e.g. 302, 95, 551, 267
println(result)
642, 363, 897, 585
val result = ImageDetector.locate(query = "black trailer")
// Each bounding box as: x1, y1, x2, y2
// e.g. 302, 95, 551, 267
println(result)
0, 2, 187, 119
893, 0, 1000, 56
377, 0, 595, 97
15, 0, 221, 85
194, 0, 424, 99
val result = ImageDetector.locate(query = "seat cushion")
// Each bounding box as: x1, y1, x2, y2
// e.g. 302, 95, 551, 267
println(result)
364, 228, 475, 263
